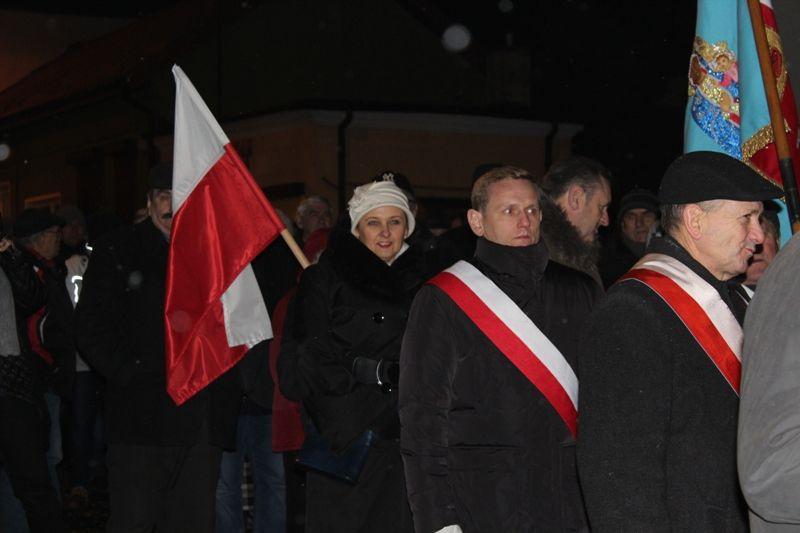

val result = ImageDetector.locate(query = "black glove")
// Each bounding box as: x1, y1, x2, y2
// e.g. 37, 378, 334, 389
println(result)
351, 357, 399, 389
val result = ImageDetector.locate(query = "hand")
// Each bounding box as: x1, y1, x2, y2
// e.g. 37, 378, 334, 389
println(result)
0, 238, 11, 253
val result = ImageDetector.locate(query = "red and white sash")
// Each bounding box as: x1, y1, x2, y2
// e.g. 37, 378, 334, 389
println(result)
428, 261, 578, 437
619, 253, 743, 395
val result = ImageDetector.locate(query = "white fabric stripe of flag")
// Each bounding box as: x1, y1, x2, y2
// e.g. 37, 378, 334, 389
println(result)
171, 65, 229, 212
445, 261, 578, 407
171, 64, 272, 349
636, 254, 742, 360
222, 268, 272, 348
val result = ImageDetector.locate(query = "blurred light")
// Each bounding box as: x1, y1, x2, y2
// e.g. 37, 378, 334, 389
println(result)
498, 0, 514, 13
442, 24, 472, 53
0, 143, 10, 162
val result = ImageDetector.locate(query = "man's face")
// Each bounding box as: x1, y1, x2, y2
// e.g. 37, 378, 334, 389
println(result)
298, 202, 332, 239
696, 200, 764, 281
563, 178, 611, 244
744, 223, 779, 286
148, 189, 173, 237
61, 221, 87, 248
467, 179, 542, 247
620, 208, 658, 244
34, 225, 61, 260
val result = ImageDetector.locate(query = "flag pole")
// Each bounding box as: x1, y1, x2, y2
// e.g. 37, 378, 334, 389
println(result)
747, 0, 800, 234
280, 228, 310, 269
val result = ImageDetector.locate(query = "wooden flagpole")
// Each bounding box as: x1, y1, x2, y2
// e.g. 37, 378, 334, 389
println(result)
747, 0, 800, 234
280, 228, 310, 269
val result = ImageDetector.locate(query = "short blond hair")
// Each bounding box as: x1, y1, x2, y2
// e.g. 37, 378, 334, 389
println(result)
471, 166, 538, 212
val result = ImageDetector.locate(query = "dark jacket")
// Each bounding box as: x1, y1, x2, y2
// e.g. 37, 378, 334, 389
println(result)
278, 226, 429, 452
597, 233, 641, 289
236, 240, 298, 414
0, 248, 48, 405
400, 238, 602, 533
18, 247, 76, 398
577, 236, 749, 532
75, 219, 241, 448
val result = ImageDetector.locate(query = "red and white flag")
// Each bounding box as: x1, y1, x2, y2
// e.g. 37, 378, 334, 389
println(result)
165, 65, 285, 405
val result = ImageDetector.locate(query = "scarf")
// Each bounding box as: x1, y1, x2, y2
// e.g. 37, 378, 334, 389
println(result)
0, 266, 20, 356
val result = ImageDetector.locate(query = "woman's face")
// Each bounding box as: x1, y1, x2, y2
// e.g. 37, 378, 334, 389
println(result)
355, 206, 408, 263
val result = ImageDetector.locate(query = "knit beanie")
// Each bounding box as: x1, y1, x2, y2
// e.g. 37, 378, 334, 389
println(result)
348, 179, 416, 237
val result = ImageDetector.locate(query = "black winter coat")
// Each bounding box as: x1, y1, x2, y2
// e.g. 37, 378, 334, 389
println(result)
75, 219, 241, 448
18, 247, 76, 398
278, 227, 430, 452
400, 238, 602, 533
597, 233, 640, 289
577, 236, 749, 532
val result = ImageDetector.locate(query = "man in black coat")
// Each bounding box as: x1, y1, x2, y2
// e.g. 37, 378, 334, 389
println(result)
75, 165, 242, 533
400, 166, 601, 533
577, 151, 784, 532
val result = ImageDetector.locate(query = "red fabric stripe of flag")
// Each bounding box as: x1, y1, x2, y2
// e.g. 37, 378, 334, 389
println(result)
165, 66, 285, 405
749, 0, 800, 188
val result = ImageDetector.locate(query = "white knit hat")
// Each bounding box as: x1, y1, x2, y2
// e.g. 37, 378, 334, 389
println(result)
348, 178, 416, 237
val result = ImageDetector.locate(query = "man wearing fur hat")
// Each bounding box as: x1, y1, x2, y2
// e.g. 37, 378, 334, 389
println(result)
400, 165, 601, 532
577, 151, 783, 531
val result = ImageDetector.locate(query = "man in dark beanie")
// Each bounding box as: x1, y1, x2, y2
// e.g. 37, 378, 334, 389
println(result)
13, 208, 75, 507
577, 151, 782, 532
598, 188, 660, 287
76, 163, 243, 532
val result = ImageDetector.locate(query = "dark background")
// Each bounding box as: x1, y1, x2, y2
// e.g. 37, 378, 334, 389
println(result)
0, 0, 698, 201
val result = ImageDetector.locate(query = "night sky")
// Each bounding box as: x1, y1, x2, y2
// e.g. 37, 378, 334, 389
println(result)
1, 0, 699, 198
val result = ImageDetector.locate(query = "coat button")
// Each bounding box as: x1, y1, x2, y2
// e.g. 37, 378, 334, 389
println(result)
372, 312, 385, 323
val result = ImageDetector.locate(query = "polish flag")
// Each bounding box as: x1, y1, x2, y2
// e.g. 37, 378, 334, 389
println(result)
165, 65, 285, 405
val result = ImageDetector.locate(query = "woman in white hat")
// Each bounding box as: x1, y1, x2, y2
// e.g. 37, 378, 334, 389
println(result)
278, 175, 427, 533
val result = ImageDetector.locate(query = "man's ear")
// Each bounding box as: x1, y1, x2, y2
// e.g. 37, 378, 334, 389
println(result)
146, 194, 152, 214
682, 204, 705, 240
566, 184, 586, 212
467, 209, 485, 237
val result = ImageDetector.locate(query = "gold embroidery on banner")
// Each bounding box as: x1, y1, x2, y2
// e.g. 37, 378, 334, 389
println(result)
766, 26, 787, 98
688, 37, 739, 118
741, 120, 792, 161
693, 37, 735, 67
698, 76, 739, 118
742, 125, 774, 162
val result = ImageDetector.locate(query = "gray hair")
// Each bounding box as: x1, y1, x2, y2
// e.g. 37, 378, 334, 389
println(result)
296, 195, 332, 220
660, 200, 723, 235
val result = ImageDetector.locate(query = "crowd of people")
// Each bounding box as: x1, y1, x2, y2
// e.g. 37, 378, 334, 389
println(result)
0, 150, 796, 533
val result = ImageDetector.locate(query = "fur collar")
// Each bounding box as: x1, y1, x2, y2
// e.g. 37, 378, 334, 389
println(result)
322, 225, 426, 300
540, 197, 601, 281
